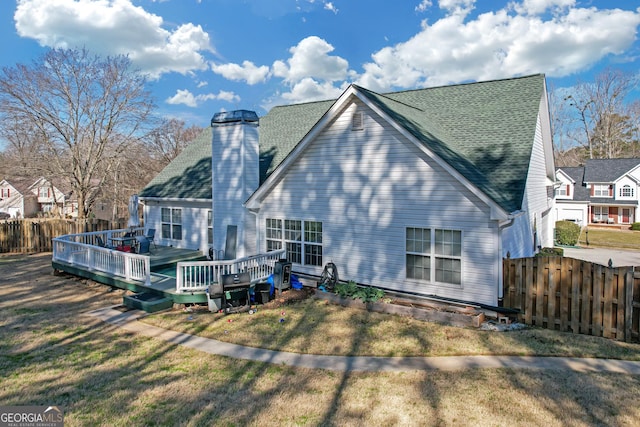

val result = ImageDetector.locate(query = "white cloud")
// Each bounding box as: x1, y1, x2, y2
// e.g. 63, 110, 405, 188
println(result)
166, 89, 240, 107
272, 36, 352, 83
281, 78, 347, 103
510, 0, 576, 16
415, 1, 432, 13
267, 36, 356, 104
211, 61, 270, 85
324, 2, 338, 14
357, 2, 640, 91
14, 0, 212, 79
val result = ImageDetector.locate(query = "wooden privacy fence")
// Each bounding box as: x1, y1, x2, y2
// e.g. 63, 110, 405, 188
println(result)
0, 219, 127, 253
503, 256, 640, 343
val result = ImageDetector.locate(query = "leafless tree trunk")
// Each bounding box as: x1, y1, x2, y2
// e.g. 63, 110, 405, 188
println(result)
0, 48, 155, 219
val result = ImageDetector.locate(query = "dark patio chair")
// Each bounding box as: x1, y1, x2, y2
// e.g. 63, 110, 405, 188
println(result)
142, 228, 156, 250
135, 235, 150, 254
96, 236, 114, 249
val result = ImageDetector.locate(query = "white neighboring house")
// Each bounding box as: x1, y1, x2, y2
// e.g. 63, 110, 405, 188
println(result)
28, 177, 68, 216
0, 178, 38, 218
140, 74, 556, 306
554, 158, 640, 227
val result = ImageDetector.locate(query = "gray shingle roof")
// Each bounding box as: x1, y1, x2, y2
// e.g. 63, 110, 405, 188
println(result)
557, 166, 589, 201
139, 127, 212, 199
582, 158, 640, 183
260, 74, 546, 213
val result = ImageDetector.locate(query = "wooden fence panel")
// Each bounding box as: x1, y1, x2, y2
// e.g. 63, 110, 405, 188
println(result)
503, 256, 637, 343
0, 219, 127, 253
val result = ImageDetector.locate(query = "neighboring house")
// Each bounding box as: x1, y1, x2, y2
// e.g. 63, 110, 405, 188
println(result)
139, 127, 213, 251
0, 178, 38, 218
554, 158, 640, 226
140, 74, 555, 306
28, 177, 67, 216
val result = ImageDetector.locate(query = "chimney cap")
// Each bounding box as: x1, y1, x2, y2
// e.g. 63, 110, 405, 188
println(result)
211, 110, 259, 125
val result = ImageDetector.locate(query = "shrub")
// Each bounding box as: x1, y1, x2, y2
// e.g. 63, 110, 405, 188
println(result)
630, 222, 640, 231
536, 247, 564, 257
334, 281, 384, 302
555, 221, 581, 246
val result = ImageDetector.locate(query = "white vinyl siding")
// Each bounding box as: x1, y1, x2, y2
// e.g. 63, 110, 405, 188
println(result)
256, 100, 500, 305
505, 106, 554, 258
142, 200, 212, 254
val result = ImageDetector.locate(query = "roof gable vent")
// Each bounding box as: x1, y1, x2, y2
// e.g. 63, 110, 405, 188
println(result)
352, 111, 364, 131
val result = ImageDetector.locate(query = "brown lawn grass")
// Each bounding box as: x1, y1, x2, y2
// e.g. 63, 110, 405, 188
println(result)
578, 227, 640, 249
2, 253, 640, 426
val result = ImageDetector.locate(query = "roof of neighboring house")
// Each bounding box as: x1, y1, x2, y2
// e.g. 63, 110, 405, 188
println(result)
1, 177, 33, 195
259, 74, 546, 213
139, 127, 212, 199
557, 166, 590, 201
582, 158, 640, 183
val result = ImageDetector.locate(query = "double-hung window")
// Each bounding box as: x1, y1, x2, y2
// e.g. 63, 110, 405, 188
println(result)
161, 207, 182, 240
284, 220, 302, 264
406, 227, 462, 285
266, 218, 323, 266
304, 221, 323, 266
593, 184, 610, 197
266, 218, 282, 251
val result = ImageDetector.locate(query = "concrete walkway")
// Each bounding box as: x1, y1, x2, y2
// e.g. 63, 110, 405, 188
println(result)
562, 247, 640, 267
88, 306, 640, 374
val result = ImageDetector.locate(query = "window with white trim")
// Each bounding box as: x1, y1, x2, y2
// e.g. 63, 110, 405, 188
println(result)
593, 184, 610, 197
593, 206, 608, 222
304, 221, 323, 266
0, 188, 9, 198
38, 187, 49, 198
266, 218, 282, 251
161, 207, 182, 240
620, 185, 634, 198
284, 219, 302, 264
406, 227, 462, 285
266, 218, 323, 266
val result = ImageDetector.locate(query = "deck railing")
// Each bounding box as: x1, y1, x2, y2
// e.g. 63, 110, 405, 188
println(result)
52, 227, 150, 284
176, 249, 286, 293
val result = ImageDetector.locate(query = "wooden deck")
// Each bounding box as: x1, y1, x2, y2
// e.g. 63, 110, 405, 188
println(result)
52, 245, 209, 304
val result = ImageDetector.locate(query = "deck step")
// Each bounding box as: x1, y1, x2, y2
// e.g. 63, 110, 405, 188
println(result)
123, 292, 173, 313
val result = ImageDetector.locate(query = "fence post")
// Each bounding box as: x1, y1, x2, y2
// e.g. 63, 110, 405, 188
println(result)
625, 270, 634, 342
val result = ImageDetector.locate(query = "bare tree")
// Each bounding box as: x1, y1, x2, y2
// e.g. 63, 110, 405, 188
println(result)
564, 68, 638, 160
0, 117, 46, 177
0, 48, 155, 218
144, 118, 204, 165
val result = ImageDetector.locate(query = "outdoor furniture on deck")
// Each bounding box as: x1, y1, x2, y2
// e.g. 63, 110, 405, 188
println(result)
135, 235, 151, 254
110, 233, 137, 252
141, 229, 156, 250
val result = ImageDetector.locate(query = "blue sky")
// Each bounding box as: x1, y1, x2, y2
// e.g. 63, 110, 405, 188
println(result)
1, 0, 639, 129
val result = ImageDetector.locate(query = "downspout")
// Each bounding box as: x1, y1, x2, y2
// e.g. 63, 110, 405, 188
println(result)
497, 210, 527, 304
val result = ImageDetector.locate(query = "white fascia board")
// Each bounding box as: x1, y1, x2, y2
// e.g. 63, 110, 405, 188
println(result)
555, 169, 575, 184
